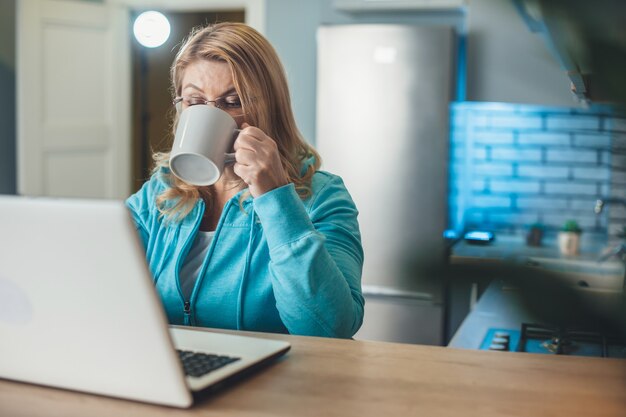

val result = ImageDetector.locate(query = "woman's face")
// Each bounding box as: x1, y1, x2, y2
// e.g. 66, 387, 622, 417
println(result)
178, 59, 245, 126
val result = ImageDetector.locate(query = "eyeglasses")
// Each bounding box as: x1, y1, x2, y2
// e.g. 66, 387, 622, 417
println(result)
172, 94, 244, 115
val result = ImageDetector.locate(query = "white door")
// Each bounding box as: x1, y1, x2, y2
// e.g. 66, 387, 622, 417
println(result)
17, 0, 131, 199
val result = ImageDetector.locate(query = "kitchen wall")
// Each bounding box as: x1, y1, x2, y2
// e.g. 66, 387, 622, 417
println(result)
265, 0, 626, 242
449, 102, 626, 240
465, 0, 576, 106
3, 0, 586, 194
7, 0, 624, 239
266, 0, 464, 145
0, 0, 16, 195
265, 0, 580, 146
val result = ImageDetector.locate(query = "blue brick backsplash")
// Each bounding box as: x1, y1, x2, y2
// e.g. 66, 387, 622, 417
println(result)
449, 102, 626, 240
546, 115, 601, 131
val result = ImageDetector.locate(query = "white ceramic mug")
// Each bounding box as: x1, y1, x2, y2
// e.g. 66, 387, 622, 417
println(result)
169, 105, 239, 186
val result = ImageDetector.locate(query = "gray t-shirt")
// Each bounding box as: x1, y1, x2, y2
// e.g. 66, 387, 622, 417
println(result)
179, 230, 215, 300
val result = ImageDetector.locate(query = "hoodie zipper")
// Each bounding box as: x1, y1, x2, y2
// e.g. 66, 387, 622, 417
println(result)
183, 301, 191, 323
175, 202, 204, 326
186, 201, 235, 322
178, 197, 241, 326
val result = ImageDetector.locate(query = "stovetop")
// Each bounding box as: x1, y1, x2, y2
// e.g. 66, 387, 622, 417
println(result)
448, 280, 626, 356
480, 324, 626, 358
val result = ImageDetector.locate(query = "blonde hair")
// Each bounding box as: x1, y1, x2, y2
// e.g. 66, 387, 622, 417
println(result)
153, 22, 320, 221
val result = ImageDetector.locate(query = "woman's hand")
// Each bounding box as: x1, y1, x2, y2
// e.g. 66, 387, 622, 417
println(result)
233, 123, 289, 198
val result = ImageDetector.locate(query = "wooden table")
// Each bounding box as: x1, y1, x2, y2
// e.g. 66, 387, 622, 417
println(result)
1, 328, 625, 417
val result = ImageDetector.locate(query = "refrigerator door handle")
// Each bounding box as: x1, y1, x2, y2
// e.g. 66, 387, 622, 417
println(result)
362, 285, 434, 301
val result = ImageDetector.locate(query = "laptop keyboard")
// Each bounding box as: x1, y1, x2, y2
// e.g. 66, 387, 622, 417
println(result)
177, 350, 241, 378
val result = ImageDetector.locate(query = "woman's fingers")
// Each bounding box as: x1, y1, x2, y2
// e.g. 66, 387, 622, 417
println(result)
232, 123, 289, 197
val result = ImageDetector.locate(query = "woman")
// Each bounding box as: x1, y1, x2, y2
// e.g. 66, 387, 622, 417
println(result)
126, 22, 364, 338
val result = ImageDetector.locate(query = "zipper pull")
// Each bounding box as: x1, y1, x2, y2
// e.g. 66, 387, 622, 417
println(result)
183, 301, 192, 326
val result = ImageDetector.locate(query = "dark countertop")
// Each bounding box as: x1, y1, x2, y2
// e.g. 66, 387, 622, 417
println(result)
449, 234, 625, 289
450, 233, 613, 264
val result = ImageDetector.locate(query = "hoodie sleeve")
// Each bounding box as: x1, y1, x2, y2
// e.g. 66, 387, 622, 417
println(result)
125, 174, 163, 251
126, 196, 149, 251
252, 173, 364, 338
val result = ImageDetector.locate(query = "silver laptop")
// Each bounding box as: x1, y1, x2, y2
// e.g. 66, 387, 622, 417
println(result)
0, 195, 290, 408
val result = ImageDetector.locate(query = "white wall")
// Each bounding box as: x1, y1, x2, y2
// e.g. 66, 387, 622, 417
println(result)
3, 0, 582, 195
266, 0, 465, 145
266, 0, 580, 146
465, 0, 578, 106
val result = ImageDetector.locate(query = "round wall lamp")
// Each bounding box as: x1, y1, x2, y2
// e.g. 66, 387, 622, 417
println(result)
133, 11, 170, 48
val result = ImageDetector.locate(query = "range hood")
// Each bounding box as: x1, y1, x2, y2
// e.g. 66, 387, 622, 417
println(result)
513, 0, 626, 106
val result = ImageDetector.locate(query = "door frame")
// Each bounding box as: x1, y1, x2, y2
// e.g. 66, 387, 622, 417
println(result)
16, 0, 134, 198
111, 0, 266, 191
16, 0, 265, 197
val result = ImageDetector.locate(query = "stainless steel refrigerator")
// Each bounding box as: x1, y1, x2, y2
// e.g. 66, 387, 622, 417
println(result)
316, 25, 455, 345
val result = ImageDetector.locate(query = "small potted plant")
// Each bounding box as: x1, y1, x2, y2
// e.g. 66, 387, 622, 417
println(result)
526, 222, 545, 247
558, 220, 582, 256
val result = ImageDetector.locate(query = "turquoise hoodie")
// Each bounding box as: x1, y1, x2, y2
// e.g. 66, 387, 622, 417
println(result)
125, 167, 364, 338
